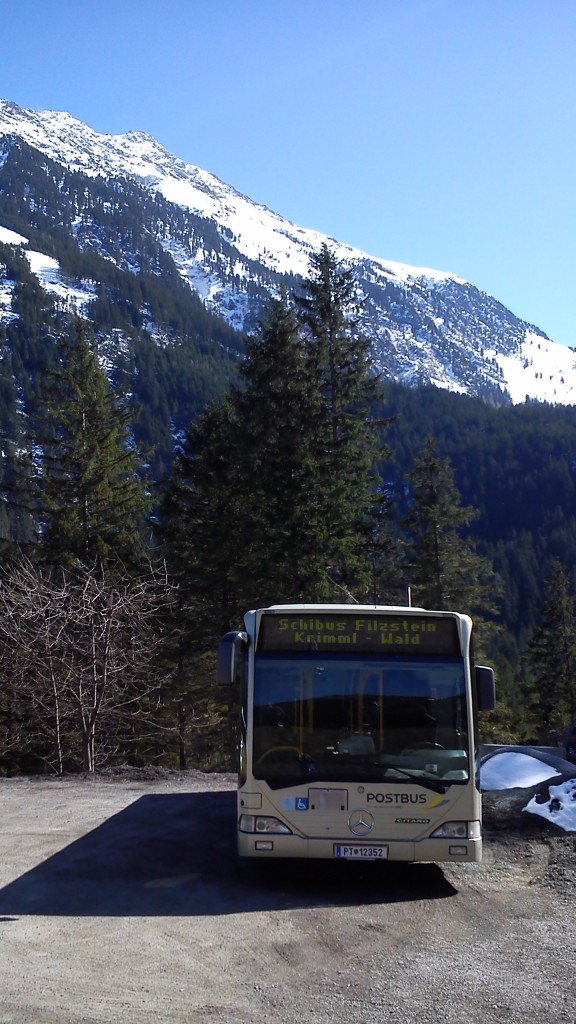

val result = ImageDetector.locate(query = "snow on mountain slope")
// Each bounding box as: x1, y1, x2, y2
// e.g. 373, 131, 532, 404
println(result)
1, 98, 575, 406
0, 99, 460, 286
0, 224, 96, 320
488, 330, 576, 404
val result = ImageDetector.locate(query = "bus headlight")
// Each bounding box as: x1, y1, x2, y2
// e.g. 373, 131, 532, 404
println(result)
239, 814, 293, 835
430, 820, 480, 840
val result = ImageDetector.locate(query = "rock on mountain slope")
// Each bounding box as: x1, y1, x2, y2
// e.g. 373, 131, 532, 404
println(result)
1, 97, 575, 406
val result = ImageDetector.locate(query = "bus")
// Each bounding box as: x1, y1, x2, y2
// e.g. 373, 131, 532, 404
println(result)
217, 604, 495, 863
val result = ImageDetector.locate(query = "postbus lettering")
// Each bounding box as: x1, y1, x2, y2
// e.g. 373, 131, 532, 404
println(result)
366, 792, 428, 804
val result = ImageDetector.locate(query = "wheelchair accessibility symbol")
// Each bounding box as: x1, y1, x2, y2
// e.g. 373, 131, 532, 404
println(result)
282, 796, 309, 811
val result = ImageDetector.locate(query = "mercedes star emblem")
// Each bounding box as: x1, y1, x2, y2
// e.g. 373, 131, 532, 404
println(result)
348, 809, 375, 836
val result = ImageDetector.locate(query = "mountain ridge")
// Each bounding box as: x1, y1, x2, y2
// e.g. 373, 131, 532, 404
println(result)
1, 97, 575, 407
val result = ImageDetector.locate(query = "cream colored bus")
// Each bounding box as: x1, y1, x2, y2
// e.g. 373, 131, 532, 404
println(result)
218, 604, 495, 863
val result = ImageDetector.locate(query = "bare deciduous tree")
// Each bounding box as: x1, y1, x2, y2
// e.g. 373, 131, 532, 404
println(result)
0, 560, 175, 773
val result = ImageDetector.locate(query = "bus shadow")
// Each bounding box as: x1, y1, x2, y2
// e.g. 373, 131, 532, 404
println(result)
0, 791, 457, 917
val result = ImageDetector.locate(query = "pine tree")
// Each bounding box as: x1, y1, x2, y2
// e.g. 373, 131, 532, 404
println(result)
294, 244, 385, 597
0, 444, 38, 558
404, 438, 498, 618
230, 294, 333, 601
161, 249, 395, 652
161, 294, 327, 638
33, 321, 150, 569
524, 558, 576, 739
160, 397, 245, 642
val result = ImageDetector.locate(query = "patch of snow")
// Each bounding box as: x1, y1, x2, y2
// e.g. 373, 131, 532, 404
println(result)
0, 280, 15, 324
25, 248, 96, 312
480, 749, 576, 832
524, 777, 576, 831
485, 329, 576, 404
481, 751, 561, 790
0, 224, 28, 246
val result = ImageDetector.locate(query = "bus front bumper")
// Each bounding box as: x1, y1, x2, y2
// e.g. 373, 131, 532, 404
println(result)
238, 832, 482, 863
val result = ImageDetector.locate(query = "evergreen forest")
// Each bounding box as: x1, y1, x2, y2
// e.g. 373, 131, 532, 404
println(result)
1, 240, 576, 775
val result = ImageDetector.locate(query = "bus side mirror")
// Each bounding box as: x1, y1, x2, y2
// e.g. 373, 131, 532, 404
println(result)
475, 665, 496, 711
217, 631, 248, 685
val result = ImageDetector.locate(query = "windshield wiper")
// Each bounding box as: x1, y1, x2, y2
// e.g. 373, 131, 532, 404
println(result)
379, 765, 448, 793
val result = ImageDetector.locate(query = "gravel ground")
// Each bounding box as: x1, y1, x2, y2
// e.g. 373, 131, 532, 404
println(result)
0, 768, 574, 1024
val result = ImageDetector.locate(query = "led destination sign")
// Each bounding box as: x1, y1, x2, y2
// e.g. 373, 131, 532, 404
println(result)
257, 613, 460, 655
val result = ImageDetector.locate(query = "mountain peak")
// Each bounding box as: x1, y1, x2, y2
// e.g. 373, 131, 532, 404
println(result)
0, 98, 575, 406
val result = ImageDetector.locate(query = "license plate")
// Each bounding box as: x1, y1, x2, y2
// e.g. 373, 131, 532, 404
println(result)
334, 844, 388, 860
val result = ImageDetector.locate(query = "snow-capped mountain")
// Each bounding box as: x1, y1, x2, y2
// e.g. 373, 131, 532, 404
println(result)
0, 97, 575, 407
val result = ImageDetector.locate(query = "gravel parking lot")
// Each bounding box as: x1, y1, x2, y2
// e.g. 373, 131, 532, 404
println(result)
0, 769, 574, 1024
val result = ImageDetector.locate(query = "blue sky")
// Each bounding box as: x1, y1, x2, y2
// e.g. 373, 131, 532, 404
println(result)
2, 0, 576, 346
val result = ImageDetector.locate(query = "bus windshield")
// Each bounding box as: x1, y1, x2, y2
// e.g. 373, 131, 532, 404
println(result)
252, 652, 469, 789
